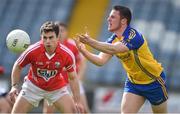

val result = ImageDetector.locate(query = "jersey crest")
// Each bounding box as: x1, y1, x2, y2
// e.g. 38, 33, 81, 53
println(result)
37, 68, 58, 81
127, 29, 136, 42
55, 62, 60, 68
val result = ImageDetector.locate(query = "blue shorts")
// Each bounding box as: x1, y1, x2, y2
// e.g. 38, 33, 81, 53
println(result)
124, 72, 168, 105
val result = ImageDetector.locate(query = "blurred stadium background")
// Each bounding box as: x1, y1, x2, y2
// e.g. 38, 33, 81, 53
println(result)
0, 0, 180, 113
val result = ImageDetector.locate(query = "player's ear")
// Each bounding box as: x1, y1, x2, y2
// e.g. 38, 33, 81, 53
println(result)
121, 18, 127, 25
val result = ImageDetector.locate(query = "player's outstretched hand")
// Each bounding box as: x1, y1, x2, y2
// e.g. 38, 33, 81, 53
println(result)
74, 37, 86, 52
76, 33, 91, 44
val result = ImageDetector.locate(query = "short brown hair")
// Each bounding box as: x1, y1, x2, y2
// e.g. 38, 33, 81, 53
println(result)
40, 21, 59, 37
113, 5, 132, 25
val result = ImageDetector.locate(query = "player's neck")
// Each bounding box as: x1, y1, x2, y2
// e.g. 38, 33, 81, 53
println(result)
114, 25, 127, 37
45, 48, 56, 55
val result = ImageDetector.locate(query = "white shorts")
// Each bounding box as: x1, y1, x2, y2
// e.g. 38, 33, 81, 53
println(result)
67, 80, 85, 95
19, 80, 69, 107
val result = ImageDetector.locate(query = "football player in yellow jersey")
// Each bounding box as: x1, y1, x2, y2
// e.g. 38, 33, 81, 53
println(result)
75, 5, 168, 113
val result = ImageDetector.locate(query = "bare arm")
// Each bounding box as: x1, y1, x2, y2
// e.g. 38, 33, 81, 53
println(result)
78, 34, 129, 54
68, 71, 81, 103
77, 56, 87, 81
9, 62, 22, 103
68, 71, 84, 112
11, 62, 22, 87
74, 38, 112, 66
81, 50, 112, 66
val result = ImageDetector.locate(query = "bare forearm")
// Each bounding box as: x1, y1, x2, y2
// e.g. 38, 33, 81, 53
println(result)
68, 71, 81, 103
87, 39, 116, 54
81, 49, 104, 66
69, 76, 80, 103
87, 38, 128, 54
11, 63, 21, 86
78, 57, 86, 80
78, 34, 128, 54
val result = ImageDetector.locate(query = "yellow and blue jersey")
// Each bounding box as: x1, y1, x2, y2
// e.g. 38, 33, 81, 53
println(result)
106, 26, 164, 84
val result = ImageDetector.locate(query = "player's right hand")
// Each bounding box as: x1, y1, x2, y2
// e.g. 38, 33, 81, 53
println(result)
75, 102, 85, 113
8, 87, 19, 104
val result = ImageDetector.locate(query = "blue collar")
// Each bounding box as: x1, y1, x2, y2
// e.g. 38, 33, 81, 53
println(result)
110, 25, 131, 41
122, 25, 131, 38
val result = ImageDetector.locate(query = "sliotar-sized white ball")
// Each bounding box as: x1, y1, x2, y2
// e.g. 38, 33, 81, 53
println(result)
6, 29, 30, 53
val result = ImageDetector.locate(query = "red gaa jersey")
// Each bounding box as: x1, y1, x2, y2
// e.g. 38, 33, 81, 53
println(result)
61, 39, 82, 82
16, 41, 76, 91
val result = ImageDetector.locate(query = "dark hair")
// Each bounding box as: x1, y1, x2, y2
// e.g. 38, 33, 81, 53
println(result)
40, 21, 59, 37
113, 5, 132, 25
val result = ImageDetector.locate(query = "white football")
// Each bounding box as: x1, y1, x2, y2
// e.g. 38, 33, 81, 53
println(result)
6, 29, 30, 53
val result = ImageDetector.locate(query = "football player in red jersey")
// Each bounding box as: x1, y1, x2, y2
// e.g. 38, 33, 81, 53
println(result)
43, 22, 90, 113
8, 21, 84, 113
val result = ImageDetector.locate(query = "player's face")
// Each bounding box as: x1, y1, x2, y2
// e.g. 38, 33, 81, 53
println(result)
41, 31, 58, 52
107, 10, 123, 32
59, 26, 68, 42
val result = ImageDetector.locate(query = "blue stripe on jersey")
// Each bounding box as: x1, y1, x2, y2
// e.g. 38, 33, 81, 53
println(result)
122, 26, 144, 50
106, 26, 144, 50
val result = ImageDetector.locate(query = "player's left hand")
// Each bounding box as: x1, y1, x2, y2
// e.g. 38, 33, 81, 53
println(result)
74, 37, 86, 52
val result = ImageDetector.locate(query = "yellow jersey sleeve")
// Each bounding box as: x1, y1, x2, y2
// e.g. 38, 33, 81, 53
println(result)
106, 26, 163, 84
